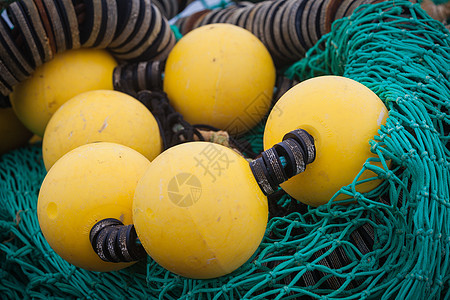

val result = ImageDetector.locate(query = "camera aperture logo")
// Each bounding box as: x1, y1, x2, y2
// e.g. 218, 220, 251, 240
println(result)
168, 173, 202, 207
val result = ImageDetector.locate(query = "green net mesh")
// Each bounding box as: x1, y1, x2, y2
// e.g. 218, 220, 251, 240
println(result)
1, 0, 449, 299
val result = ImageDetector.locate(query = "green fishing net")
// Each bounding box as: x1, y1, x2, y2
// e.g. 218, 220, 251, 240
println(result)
1, 0, 449, 299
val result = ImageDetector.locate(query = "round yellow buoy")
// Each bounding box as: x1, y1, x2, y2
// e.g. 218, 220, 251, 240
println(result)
38, 142, 150, 272
164, 24, 276, 135
0, 107, 33, 154
264, 76, 389, 207
10, 48, 117, 137
42, 90, 162, 170
133, 142, 268, 279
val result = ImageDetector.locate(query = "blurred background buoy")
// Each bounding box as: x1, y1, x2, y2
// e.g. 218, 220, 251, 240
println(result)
10, 48, 118, 137
38, 142, 151, 272
264, 76, 389, 207
164, 24, 276, 136
42, 90, 162, 170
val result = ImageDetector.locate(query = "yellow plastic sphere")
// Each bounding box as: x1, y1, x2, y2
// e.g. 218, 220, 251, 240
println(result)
38, 142, 151, 272
10, 48, 117, 137
264, 76, 389, 207
0, 107, 33, 154
42, 90, 162, 170
164, 24, 276, 135
133, 142, 268, 279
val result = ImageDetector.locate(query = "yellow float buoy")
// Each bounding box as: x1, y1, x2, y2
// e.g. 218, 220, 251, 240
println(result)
133, 142, 268, 279
10, 48, 117, 137
263, 76, 389, 207
37, 142, 151, 272
0, 107, 33, 155
164, 24, 276, 135
42, 90, 162, 170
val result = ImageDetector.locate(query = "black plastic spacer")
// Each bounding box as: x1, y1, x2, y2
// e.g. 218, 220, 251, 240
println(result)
250, 128, 316, 196
261, 147, 288, 184
250, 158, 276, 195
283, 139, 306, 175
90, 218, 147, 263
282, 129, 316, 164
273, 139, 304, 178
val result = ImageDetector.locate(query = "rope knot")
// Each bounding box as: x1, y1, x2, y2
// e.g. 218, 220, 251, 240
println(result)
379, 170, 393, 180
332, 210, 343, 218
293, 252, 304, 264
361, 290, 371, 299
400, 154, 409, 162
268, 271, 276, 279
253, 260, 262, 268
396, 272, 406, 280
221, 284, 230, 293
370, 143, 379, 152
436, 275, 443, 287
437, 112, 446, 120
410, 122, 419, 128
415, 229, 425, 240
354, 192, 363, 202
408, 148, 417, 157
360, 256, 376, 270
